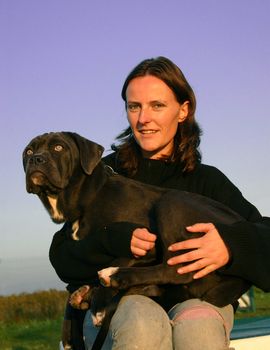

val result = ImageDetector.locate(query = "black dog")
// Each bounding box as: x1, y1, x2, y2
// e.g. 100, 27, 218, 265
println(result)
23, 132, 250, 347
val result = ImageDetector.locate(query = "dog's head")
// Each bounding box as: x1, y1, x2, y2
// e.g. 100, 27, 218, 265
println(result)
23, 132, 104, 196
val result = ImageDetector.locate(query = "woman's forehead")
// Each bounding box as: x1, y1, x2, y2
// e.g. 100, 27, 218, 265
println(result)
126, 76, 175, 101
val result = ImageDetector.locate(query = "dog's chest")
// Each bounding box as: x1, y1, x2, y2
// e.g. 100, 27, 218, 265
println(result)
47, 196, 64, 222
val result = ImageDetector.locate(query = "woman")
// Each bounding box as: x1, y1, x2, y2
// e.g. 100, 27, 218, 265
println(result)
81, 56, 270, 349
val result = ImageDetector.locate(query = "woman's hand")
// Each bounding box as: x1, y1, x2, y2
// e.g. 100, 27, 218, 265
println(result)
167, 223, 230, 279
131, 228, 157, 257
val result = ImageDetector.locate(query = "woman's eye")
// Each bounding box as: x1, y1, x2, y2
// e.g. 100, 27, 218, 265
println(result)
54, 145, 63, 152
127, 103, 140, 111
152, 102, 165, 110
26, 149, 33, 156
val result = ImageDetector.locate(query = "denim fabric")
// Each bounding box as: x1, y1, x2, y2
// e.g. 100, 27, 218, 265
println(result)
83, 296, 234, 350
168, 299, 234, 350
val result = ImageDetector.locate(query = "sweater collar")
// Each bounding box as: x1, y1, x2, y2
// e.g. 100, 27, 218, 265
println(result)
132, 156, 184, 186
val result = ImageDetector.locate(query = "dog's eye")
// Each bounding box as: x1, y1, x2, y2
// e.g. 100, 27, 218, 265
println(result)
26, 149, 33, 156
54, 145, 63, 152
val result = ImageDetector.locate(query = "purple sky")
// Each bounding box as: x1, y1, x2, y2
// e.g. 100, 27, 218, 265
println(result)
1, 0, 269, 259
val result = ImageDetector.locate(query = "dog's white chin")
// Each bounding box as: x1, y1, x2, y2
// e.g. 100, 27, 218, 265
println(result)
47, 195, 65, 222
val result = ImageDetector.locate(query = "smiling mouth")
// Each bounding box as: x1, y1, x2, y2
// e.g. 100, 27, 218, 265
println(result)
139, 130, 158, 134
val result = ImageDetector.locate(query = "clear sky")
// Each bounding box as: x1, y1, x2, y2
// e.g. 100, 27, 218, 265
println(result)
1, 0, 269, 259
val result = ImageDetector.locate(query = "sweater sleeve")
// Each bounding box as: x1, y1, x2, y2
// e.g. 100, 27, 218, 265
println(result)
99, 222, 143, 258
216, 218, 270, 291
204, 166, 270, 291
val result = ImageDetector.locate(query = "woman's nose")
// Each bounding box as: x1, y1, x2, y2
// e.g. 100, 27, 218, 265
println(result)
138, 107, 152, 124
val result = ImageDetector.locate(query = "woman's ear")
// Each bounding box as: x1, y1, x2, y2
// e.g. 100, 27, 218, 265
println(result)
178, 101, 189, 123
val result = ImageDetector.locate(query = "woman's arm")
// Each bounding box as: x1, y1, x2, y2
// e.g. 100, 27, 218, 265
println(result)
216, 218, 270, 291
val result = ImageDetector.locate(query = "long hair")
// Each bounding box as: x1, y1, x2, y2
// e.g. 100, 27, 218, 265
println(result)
112, 56, 202, 175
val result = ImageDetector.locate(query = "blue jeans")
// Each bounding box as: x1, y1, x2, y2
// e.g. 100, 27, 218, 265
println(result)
83, 296, 234, 350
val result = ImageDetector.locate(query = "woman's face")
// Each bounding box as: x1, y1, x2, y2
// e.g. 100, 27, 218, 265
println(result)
125, 75, 189, 159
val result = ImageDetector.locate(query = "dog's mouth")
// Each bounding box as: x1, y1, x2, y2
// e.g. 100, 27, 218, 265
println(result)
30, 171, 46, 186
26, 171, 61, 195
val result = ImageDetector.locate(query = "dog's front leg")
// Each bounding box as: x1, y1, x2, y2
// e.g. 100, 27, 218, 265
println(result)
98, 262, 194, 289
99, 193, 205, 289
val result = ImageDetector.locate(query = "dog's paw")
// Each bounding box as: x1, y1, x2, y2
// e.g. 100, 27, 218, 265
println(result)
91, 310, 106, 327
69, 285, 92, 310
98, 267, 119, 287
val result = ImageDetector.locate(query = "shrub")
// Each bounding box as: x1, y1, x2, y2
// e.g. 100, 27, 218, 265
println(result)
0, 289, 68, 324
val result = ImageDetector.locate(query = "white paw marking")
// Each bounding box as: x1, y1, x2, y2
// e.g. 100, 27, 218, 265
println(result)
98, 267, 119, 286
91, 310, 106, 327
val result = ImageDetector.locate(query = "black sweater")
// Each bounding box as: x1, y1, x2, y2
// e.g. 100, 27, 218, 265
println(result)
49, 152, 270, 293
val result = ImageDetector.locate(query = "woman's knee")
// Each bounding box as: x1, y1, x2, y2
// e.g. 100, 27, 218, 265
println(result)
111, 295, 170, 331
169, 299, 234, 350
110, 295, 172, 349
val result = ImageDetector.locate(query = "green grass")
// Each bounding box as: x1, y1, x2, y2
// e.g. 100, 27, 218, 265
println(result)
235, 287, 270, 319
0, 290, 66, 350
0, 318, 62, 350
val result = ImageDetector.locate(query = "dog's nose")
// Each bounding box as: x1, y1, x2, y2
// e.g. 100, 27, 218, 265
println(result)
29, 155, 46, 165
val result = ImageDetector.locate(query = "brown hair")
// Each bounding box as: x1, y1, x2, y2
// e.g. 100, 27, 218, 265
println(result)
112, 56, 202, 175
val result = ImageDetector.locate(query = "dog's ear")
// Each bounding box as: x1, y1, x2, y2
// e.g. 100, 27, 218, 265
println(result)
65, 132, 104, 175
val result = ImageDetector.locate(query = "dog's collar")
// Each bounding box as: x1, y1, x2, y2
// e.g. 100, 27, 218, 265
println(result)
105, 165, 117, 175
